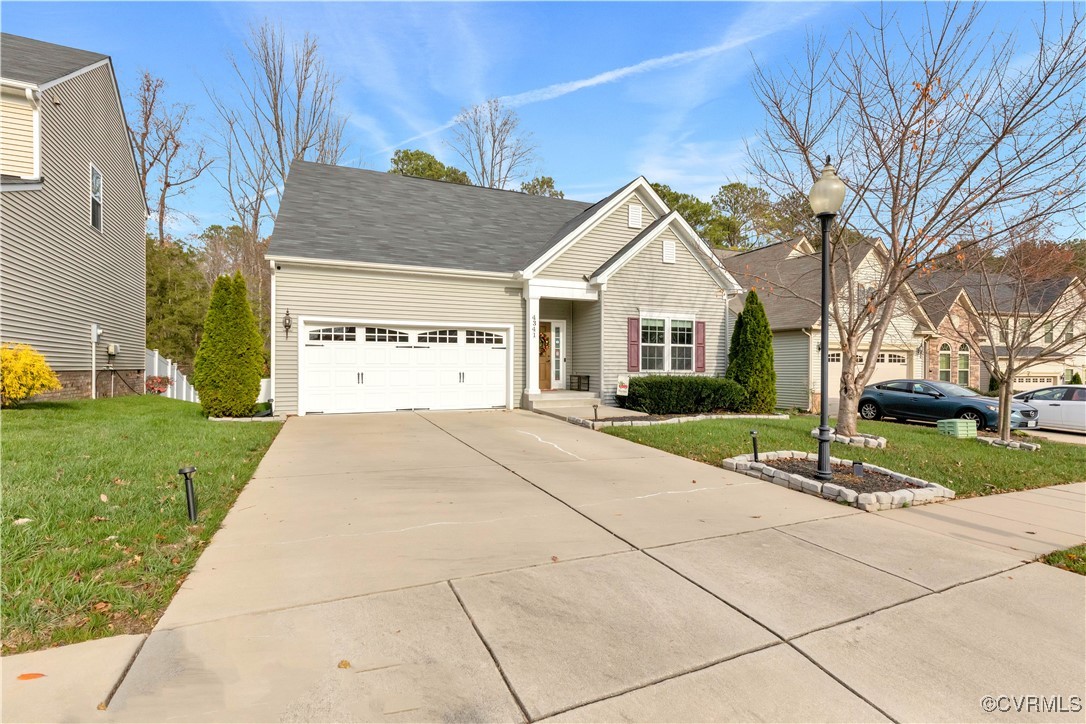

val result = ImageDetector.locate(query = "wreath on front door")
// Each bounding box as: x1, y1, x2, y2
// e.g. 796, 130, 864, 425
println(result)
539, 331, 550, 355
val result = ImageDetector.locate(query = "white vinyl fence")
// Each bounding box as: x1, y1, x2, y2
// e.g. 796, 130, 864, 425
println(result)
145, 349, 199, 403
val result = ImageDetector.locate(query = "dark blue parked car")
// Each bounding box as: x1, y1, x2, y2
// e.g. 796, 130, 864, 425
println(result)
858, 379, 1039, 431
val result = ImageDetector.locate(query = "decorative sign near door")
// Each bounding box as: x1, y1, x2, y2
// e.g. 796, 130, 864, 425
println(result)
617, 375, 630, 397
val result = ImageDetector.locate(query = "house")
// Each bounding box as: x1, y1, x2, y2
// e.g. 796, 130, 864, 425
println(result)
718, 239, 932, 410
913, 270, 1086, 391
912, 282, 984, 388
0, 34, 146, 399
265, 161, 743, 415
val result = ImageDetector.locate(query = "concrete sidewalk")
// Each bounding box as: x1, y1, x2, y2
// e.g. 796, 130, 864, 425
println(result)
4, 410, 1083, 723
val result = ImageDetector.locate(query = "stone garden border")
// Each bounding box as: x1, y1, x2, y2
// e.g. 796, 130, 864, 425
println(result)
722, 450, 955, 512
563, 412, 788, 431
978, 437, 1041, 452
810, 427, 887, 449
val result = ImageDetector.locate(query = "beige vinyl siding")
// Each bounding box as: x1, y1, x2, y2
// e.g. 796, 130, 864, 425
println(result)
272, 263, 524, 415
537, 191, 658, 279
601, 227, 729, 404
0, 64, 145, 372
571, 299, 601, 394
0, 88, 36, 178
772, 331, 812, 410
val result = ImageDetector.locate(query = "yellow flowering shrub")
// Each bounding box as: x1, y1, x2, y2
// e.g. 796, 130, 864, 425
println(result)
0, 343, 62, 407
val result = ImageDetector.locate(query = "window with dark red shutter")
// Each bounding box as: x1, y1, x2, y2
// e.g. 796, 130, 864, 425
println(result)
627, 317, 640, 371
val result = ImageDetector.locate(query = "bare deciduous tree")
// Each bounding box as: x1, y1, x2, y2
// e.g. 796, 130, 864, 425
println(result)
748, 4, 1086, 435
127, 71, 212, 242
448, 98, 536, 189
206, 19, 347, 342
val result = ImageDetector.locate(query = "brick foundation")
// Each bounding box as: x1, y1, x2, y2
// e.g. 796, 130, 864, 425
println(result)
33, 369, 145, 402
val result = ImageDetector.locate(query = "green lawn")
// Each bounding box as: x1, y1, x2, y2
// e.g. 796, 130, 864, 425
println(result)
1, 396, 281, 654
1042, 545, 1086, 576
605, 416, 1086, 499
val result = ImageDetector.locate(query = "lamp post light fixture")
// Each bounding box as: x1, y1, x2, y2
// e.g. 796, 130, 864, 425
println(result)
809, 156, 846, 481
749, 429, 760, 462
178, 466, 198, 522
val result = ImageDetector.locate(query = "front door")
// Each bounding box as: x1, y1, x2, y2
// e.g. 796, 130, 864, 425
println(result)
539, 322, 552, 390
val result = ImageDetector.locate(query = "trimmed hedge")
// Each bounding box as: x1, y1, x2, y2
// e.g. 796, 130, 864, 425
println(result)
626, 375, 747, 415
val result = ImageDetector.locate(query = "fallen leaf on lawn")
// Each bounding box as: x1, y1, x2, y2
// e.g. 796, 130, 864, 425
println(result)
92, 602, 112, 613
91, 516, 109, 523
17, 673, 45, 680
103, 535, 118, 541
72, 571, 83, 582
337, 660, 351, 669
13, 518, 31, 525
113, 478, 130, 486
551, 555, 559, 562
100, 494, 109, 503
171, 557, 180, 565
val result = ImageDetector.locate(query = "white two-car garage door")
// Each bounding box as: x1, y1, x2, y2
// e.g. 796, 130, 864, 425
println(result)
826, 349, 911, 401
300, 323, 510, 414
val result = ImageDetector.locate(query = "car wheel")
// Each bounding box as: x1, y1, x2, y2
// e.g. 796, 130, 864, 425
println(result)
957, 409, 985, 429
859, 401, 882, 420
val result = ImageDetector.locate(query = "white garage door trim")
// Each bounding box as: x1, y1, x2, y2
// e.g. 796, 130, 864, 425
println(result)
297, 316, 515, 416
824, 348, 911, 402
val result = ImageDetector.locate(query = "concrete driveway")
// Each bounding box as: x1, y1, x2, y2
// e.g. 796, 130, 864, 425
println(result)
88, 410, 1084, 722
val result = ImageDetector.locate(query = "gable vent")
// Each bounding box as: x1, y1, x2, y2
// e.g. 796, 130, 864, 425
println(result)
662, 238, 676, 264
628, 203, 642, 228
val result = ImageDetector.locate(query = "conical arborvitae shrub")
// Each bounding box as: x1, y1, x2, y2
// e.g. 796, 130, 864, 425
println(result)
725, 289, 776, 413
1071, 371, 1083, 385
192, 273, 264, 417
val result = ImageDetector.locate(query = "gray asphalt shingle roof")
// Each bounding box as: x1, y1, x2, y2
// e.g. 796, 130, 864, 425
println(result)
0, 34, 108, 85
912, 269, 1074, 317
268, 161, 595, 273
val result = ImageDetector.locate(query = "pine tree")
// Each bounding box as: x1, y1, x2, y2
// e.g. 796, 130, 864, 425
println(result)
725, 290, 776, 412
1071, 371, 1083, 385
192, 273, 264, 417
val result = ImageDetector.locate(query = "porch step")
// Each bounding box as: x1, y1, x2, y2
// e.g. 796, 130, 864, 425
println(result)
526, 392, 601, 410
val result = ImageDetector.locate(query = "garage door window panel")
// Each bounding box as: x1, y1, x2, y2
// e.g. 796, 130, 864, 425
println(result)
466, 330, 504, 345
419, 330, 458, 343
309, 326, 357, 341
365, 327, 408, 342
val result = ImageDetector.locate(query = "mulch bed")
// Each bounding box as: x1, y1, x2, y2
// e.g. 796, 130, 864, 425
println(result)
770, 458, 923, 495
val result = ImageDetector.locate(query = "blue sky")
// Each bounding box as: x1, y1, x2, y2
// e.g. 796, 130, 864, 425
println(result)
1, 1, 1045, 239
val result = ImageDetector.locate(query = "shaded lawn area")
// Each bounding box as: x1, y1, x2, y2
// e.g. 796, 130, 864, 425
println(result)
605, 416, 1086, 499
1043, 545, 1086, 576
1, 396, 281, 654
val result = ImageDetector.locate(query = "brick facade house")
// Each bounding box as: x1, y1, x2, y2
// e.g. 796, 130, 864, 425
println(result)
919, 289, 983, 389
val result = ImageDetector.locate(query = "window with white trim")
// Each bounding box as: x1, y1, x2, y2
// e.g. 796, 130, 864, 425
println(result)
1044, 323, 1054, 344
957, 344, 970, 385
640, 317, 695, 372
90, 165, 103, 231
640, 318, 665, 371
938, 343, 951, 381
670, 319, 693, 371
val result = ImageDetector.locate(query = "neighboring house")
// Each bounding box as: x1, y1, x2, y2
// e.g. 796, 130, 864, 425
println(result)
0, 34, 146, 399
913, 285, 984, 388
913, 270, 1086, 392
718, 239, 933, 410
266, 161, 743, 415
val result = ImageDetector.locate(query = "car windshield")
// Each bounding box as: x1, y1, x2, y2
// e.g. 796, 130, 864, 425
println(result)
936, 382, 978, 398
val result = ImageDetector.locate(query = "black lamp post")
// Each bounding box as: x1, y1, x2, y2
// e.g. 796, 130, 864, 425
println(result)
809, 157, 846, 481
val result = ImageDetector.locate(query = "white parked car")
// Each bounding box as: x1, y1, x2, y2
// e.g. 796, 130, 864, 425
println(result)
1013, 385, 1086, 433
